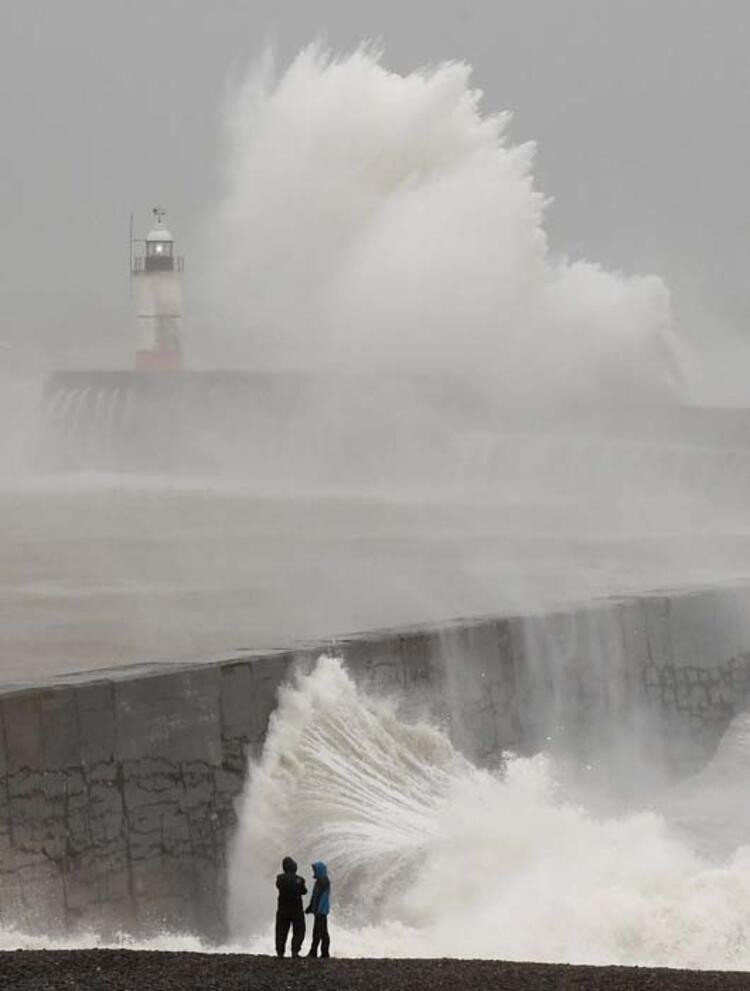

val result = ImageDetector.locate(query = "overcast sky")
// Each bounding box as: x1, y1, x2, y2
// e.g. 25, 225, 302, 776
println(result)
2, 0, 749, 394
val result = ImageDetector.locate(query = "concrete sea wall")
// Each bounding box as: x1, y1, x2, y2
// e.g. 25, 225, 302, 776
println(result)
1, 586, 750, 939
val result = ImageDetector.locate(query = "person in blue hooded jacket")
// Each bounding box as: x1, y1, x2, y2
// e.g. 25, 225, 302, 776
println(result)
305, 861, 331, 957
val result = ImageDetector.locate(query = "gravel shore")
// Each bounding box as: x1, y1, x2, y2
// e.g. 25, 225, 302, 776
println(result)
0, 950, 747, 991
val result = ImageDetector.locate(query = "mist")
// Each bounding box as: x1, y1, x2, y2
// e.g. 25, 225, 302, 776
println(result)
4, 1, 750, 396
203, 46, 683, 407
3, 43, 750, 686
2, 8, 750, 968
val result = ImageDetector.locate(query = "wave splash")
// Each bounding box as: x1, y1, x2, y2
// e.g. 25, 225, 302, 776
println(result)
205, 46, 684, 405
230, 657, 750, 968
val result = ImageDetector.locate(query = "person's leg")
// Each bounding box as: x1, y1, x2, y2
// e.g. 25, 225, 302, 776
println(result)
308, 915, 322, 957
320, 915, 330, 957
291, 912, 306, 956
275, 913, 291, 957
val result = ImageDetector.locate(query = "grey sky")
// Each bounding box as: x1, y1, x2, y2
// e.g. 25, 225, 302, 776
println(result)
2, 0, 749, 394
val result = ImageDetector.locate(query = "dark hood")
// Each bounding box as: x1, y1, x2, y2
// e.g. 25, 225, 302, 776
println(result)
282, 856, 298, 873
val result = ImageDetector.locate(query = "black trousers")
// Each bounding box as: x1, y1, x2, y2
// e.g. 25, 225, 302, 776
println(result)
275, 910, 305, 957
309, 914, 330, 957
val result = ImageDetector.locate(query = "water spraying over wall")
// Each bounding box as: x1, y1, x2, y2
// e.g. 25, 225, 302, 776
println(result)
206, 46, 684, 406
231, 657, 750, 969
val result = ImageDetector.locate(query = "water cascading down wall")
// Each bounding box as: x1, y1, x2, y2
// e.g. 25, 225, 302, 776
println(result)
0, 584, 749, 940
39, 370, 750, 491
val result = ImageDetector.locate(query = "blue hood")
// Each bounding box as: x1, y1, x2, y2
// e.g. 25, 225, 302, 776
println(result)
310, 861, 331, 915
312, 861, 328, 879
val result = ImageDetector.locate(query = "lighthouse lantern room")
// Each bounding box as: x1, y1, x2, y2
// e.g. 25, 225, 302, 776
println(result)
131, 207, 184, 371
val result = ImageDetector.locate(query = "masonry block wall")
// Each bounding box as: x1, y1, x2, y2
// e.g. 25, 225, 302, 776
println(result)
1, 587, 749, 940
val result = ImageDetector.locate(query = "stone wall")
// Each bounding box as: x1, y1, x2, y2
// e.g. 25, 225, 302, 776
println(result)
0, 653, 299, 940
1, 586, 750, 940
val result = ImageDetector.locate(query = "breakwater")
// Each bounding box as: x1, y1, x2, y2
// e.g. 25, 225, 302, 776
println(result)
39, 372, 750, 502
1, 585, 749, 940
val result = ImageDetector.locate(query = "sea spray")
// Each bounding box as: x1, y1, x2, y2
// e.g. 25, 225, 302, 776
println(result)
205, 46, 684, 405
230, 656, 750, 969
228, 655, 468, 933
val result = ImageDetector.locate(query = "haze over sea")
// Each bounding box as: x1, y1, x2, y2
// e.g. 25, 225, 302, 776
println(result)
3, 48, 750, 681
1, 47, 750, 968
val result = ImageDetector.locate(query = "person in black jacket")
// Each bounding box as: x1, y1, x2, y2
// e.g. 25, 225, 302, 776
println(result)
305, 861, 331, 958
275, 856, 307, 957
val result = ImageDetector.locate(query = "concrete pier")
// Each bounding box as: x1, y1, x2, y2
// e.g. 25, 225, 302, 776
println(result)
1, 585, 749, 939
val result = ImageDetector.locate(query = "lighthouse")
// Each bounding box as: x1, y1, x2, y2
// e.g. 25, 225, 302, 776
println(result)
131, 207, 183, 371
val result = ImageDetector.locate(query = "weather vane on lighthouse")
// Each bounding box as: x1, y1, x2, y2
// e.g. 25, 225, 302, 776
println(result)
130, 207, 184, 372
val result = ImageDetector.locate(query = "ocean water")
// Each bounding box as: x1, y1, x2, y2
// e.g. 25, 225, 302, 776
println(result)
1, 45, 749, 966
4, 471, 750, 685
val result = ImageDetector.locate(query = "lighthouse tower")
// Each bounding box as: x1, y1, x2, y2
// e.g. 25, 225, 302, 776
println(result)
131, 207, 183, 371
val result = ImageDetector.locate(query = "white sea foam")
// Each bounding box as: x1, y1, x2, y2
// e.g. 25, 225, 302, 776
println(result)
0, 929, 211, 953
229, 657, 750, 969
